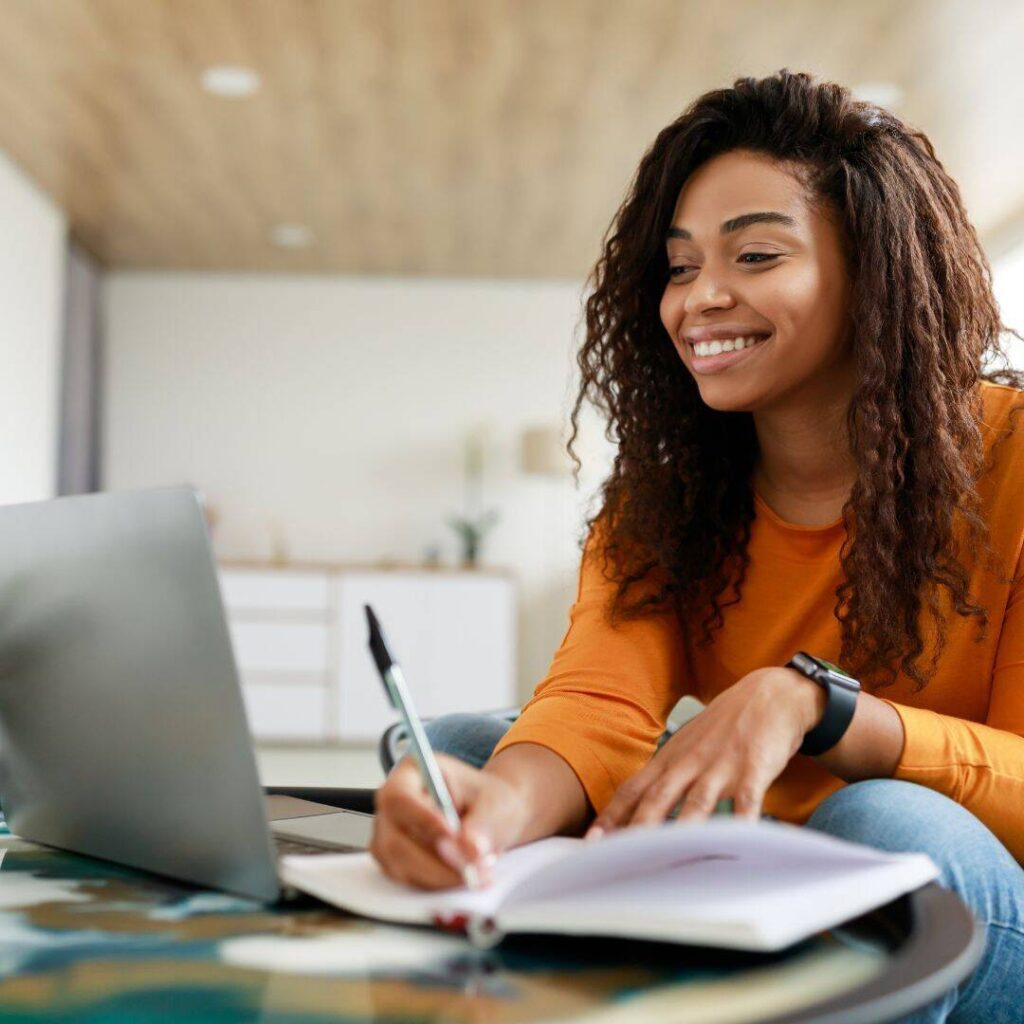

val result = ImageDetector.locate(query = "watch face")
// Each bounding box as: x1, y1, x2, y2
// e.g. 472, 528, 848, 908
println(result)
818, 657, 854, 680
789, 652, 859, 689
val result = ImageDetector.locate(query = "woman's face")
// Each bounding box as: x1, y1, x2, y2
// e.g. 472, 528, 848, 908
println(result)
659, 149, 854, 414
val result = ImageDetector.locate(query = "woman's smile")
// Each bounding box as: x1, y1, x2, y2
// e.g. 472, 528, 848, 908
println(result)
685, 333, 772, 374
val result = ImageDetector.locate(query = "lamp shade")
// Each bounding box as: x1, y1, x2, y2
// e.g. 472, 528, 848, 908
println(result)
520, 426, 567, 476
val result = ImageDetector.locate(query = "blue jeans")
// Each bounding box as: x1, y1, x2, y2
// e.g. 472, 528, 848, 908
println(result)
424, 713, 1024, 1024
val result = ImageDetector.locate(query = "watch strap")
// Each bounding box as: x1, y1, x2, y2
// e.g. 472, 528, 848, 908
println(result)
787, 652, 860, 756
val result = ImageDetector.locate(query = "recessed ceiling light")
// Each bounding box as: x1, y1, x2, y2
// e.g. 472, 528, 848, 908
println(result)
270, 223, 314, 249
852, 81, 904, 110
200, 65, 261, 98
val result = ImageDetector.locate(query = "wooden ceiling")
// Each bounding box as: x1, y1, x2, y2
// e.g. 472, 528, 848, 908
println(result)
1, 0, 1022, 278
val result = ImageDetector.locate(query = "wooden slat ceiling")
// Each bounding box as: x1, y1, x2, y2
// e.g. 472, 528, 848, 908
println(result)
1, 0, 1022, 278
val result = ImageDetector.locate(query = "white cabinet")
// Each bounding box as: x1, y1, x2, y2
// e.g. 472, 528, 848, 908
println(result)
218, 564, 516, 743
241, 684, 332, 740
334, 572, 517, 741
219, 570, 331, 613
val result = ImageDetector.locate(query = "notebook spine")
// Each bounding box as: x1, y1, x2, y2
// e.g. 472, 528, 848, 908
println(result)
466, 915, 503, 949
431, 911, 503, 947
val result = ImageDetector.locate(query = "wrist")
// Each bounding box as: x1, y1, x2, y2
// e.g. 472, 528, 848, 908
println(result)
485, 743, 589, 841
765, 667, 827, 734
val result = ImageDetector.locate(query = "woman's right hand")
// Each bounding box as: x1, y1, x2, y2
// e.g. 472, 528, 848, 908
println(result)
371, 753, 531, 890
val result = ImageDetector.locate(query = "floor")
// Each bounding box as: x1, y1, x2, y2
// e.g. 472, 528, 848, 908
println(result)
254, 744, 385, 790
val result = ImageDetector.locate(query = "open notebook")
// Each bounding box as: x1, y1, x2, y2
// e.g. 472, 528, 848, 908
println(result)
281, 818, 938, 952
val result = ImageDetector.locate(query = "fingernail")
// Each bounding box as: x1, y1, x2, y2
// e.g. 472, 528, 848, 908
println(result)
467, 830, 492, 859
585, 825, 604, 841
436, 837, 466, 871
462, 863, 483, 890
478, 856, 495, 887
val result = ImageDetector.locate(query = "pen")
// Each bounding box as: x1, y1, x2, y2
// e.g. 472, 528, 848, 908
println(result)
364, 604, 482, 889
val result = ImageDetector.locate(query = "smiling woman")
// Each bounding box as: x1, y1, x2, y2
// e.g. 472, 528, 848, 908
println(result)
569, 73, 1023, 689
662, 159, 852, 413
372, 70, 1024, 1022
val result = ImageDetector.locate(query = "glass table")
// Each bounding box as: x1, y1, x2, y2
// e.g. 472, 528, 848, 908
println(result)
0, 813, 982, 1024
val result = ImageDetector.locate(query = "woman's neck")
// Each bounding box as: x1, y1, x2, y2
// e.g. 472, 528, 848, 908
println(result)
752, 395, 857, 527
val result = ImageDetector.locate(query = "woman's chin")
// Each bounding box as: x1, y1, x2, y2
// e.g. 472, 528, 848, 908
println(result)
694, 381, 762, 414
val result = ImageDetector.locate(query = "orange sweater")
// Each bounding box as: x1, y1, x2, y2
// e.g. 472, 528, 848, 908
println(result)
494, 383, 1024, 862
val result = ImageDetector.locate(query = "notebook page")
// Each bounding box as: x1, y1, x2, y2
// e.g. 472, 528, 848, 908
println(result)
280, 836, 581, 926
500, 818, 934, 911
499, 853, 936, 950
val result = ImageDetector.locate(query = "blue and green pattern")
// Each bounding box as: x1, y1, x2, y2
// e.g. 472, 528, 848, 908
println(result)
0, 823, 885, 1022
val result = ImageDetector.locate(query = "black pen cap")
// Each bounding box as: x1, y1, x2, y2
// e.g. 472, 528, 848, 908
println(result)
365, 604, 395, 681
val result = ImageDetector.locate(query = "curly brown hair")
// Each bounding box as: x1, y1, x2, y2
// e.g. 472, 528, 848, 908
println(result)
569, 69, 1024, 690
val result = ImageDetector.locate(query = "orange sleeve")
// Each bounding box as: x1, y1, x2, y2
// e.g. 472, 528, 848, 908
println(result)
490, 525, 687, 813
882, 546, 1024, 862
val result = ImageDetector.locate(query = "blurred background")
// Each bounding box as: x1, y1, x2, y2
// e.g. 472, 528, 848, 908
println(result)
3, 0, 1024, 785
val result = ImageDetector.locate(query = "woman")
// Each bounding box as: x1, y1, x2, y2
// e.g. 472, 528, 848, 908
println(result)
373, 70, 1024, 1020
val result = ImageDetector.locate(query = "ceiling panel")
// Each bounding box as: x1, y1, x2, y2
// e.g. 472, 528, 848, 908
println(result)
0, 0, 1021, 277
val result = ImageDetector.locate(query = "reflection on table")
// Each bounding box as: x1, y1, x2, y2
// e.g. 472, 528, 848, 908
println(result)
0, 825, 886, 1023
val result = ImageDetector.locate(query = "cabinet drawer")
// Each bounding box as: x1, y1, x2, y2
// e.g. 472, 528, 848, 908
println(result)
241, 684, 329, 740
230, 621, 330, 673
219, 569, 330, 614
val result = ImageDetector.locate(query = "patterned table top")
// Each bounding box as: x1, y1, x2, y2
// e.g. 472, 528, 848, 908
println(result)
0, 825, 887, 1024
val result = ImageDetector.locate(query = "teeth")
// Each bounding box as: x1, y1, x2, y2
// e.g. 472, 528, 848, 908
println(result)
691, 335, 766, 357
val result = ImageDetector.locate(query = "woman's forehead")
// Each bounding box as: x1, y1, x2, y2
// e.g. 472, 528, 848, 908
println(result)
670, 151, 813, 231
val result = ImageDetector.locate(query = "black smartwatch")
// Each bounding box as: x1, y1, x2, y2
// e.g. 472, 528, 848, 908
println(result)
785, 651, 861, 756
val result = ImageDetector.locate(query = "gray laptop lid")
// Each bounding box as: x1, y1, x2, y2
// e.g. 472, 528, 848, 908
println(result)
0, 487, 280, 900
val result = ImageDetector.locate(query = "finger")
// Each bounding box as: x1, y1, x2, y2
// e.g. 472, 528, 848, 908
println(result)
587, 772, 653, 838
628, 766, 700, 827
387, 788, 459, 848
375, 768, 456, 846
435, 754, 484, 818
379, 752, 485, 834
673, 775, 729, 823
370, 816, 465, 891
731, 768, 771, 821
386, 752, 464, 798
378, 756, 437, 809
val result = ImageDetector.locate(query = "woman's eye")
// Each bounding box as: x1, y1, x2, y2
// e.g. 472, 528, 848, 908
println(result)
667, 253, 778, 280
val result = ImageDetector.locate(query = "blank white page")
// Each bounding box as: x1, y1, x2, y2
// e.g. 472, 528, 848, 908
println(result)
280, 836, 582, 925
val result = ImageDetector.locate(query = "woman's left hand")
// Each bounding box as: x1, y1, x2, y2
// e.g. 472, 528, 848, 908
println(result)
587, 667, 825, 833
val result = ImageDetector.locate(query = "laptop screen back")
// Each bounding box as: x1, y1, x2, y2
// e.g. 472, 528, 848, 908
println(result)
0, 487, 280, 900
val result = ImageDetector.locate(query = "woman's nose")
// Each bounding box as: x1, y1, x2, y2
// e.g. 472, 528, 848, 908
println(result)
683, 271, 737, 315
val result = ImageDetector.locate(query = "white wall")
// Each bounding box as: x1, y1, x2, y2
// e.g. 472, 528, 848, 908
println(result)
0, 149, 66, 504
993, 246, 1024, 369
102, 273, 614, 698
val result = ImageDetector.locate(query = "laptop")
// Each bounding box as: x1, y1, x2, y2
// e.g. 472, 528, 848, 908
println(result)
0, 486, 374, 901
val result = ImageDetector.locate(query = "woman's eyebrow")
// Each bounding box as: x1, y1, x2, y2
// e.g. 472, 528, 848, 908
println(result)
666, 211, 797, 242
